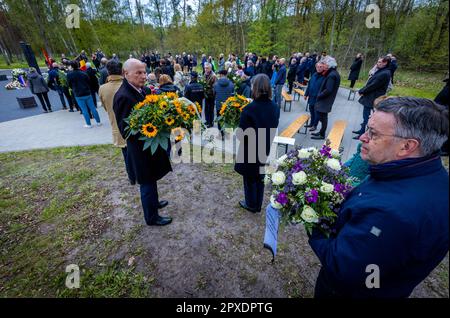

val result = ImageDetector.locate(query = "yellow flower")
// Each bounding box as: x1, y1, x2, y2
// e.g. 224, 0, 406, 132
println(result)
173, 100, 182, 108
182, 113, 190, 121
145, 95, 159, 103
232, 102, 241, 108
237, 95, 247, 101
219, 104, 227, 116
166, 92, 178, 99
195, 102, 202, 113
159, 101, 168, 110
187, 105, 196, 115
134, 101, 145, 110
172, 127, 185, 142
141, 123, 158, 138
165, 117, 175, 126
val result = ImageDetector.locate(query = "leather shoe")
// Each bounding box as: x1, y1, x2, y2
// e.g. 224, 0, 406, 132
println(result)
158, 200, 168, 209
311, 132, 321, 136
311, 135, 325, 140
239, 200, 260, 213
304, 124, 312, 128
147, 215, 172, 226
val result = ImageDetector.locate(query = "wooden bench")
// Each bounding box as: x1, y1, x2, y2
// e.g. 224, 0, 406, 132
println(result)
281, 90, 294, 112
274, 114, 311, 153
293, 87, 305, 101
325, 120, 347, 151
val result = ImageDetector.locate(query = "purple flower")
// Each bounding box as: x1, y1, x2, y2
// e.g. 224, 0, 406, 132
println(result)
276, 192, 289, 205
320, 145, 332, 158
334, 183, 345, 193
305, 189, 319, 204
291, 161, 303, 173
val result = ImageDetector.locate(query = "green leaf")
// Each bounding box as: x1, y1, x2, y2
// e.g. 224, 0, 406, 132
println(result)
150, 140, 160, 155
143, 139, 153, 151
160, 136, 168, 150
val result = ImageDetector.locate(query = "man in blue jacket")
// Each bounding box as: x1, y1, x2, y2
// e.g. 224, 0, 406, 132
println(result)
273, 58, 286, 108
309, 97, 449, 298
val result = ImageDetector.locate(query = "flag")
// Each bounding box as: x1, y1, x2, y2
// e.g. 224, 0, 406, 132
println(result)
79, 59, 87, 71
42, 48, 50, 66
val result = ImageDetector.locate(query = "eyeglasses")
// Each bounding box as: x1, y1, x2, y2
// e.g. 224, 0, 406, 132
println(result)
364, 126, 409, 141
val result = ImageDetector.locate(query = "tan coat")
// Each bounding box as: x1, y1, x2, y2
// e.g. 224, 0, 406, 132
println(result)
99, 75, 126, 147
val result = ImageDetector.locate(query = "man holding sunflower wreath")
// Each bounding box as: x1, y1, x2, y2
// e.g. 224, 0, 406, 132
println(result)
113, 58, 173, 226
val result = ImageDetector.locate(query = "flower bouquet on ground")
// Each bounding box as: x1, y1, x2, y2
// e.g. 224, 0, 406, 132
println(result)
267, 142, 353, 236
124, 92, 201, 154
11, 68, 27, 81
216, 94, 250, 130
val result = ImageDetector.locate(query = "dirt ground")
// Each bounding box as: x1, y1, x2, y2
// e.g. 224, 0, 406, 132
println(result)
0, 145, 448, 297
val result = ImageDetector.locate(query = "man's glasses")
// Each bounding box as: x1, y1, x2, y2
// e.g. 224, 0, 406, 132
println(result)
364, 126, 409, 140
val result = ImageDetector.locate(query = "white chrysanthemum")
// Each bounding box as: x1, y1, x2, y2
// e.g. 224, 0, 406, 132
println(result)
326, 158, 342, 171
320, 181, 334, 193
270, 195, 283, 209
331, 149, 340, 159
292, 171, 307, 185
301, 206, 319, 223
277, 154, 288, 165
271, 171, 286, 185
297, 149, 311, 159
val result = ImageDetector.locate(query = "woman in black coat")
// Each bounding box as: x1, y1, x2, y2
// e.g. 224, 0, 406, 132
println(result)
287, 58, 298, 94
348, 53, 363, 88
235, 74, 280, 213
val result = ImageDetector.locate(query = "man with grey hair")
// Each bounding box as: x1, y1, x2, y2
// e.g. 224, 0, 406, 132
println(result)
309, 96, 449, 298
113, 58, 173, 226
273, 58, 286, 108
310, 56, 340, 140
98, 57, 109, 85
203, 62, 217, 127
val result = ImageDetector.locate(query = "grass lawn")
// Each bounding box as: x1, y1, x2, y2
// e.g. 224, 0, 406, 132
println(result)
0, 144, 448, 297
339, 68, 445, 99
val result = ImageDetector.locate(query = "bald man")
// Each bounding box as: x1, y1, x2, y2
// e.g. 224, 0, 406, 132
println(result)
113, 58, 173, 226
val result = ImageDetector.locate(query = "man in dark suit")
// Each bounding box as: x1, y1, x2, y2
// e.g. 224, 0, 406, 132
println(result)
352, 56, 392, 139
113, 58, 173, 226
311, 56, 341, 140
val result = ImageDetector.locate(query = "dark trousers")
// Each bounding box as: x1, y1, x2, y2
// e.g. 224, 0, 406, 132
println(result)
317, 111, 328, 137
35, 92, 52, 111
63, 87, 78, 111
243, 174, 265, 211
204, 97, 215, 127
350, 79, 356, 88
309, 103, 318, 127
140, 181, 159, 225
56, 87, 67, 108
91, 91, 98, 108
121, 147, 136, 183
288, 80, 294, 94
357, 106, 372, 135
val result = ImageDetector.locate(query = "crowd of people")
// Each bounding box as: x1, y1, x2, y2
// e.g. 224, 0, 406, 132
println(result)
19, 46, 449, 299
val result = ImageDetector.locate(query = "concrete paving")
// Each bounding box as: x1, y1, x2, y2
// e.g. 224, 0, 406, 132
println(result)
0, 79, 364, 161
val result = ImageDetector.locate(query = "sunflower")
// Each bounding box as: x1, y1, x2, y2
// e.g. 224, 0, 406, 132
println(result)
134, 101, 145, 110
232, 102, 241, 108
165, 117, 175, 126
165, 92, 178, 99
187, 105, 196, 115
145, 95, 159, 103
219, 104, 227, 116
159, 101, 168, 110
173, 100, 182, 108
141, 123, 158, 138
182, 113, 190, 121
175, 106, 183, 114
195, 102, 202, 113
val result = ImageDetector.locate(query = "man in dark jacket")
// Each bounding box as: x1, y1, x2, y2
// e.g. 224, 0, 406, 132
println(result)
287, 58, 297, 94
235, 74, 280, 212
113, 58, 173, 226
348, 53, 363, 88
273, 58, 286, 108
48, 63, 70, 110
184, 71, 205, 106
304, 63, 325, 131
434, 77, 449, 155
311, 56, 341, 140
387, 53, 398, 84
86, 62, 100, 107
352, 56, 392, 139
213, 69, 234, 131
310, 97, 449, 298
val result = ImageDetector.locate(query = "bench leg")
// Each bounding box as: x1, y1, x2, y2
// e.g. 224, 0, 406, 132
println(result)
283, 100, 286, 112
284, 144, 288, 154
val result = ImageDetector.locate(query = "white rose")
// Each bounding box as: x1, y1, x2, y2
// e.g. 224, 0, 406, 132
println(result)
331, 149, 340, 159
326, 158, 342, 171
271, 171, 286, 185
320, 181, 334, 193
297, 149, 311, 159
277, 154, 288, 165
270, 195, 283, 209
292, 171, 307, 185
307, 147, 319, 155
301, 206, 319, 223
